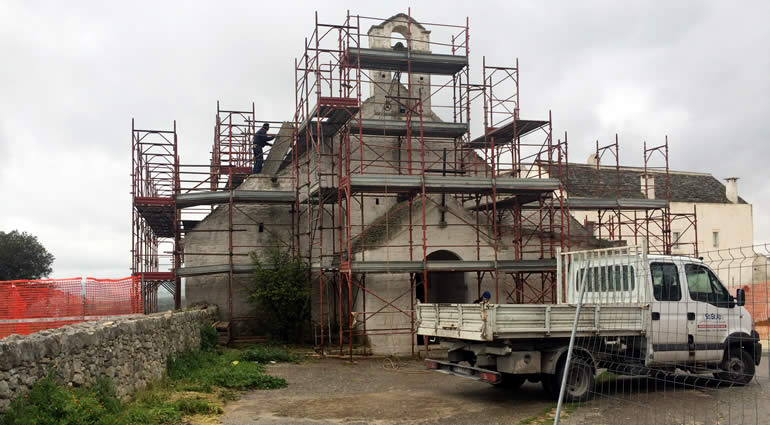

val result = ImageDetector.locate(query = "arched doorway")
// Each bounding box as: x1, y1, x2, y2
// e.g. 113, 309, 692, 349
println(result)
415, 250, 468, 345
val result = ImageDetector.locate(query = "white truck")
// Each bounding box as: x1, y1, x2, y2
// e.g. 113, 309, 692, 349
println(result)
416, 245, 761, 402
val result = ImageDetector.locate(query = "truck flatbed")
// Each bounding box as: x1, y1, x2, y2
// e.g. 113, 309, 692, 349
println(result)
416, 302, 647, 341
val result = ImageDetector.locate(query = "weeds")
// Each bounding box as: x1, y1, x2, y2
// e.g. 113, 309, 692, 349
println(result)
1, 376, 121, 425
167, 348, 288, 391
241, 345, 299, 363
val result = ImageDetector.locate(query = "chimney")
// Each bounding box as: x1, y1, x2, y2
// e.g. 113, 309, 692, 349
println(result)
640, 174, 655, 200
587, 153, 599, 167
725, 177, 739, 203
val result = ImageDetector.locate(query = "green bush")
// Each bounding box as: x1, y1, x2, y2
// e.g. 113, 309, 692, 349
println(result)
248, 247, 310, 342
241, 345, 298, 363
200, 324, 219, 351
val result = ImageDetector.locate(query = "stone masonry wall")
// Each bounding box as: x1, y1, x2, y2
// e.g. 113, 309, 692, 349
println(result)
0, 306, 217, 412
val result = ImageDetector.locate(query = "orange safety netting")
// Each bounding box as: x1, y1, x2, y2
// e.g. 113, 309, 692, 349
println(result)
743, 282, 770, 340
0, 277, 142, 339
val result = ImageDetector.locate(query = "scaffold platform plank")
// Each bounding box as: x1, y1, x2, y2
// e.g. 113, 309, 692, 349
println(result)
176, 259, 555, 277
351, 119, 468, 138
349, 175, 559, 194
286, 101, 360, 171
296, 102, 360, 140
176, 264, 256, 277
562, 197, 669, 210
476, 196, 669, 211
306, 175, 559, 201
176, 190, 296, 208
346, 48, 468, 75
134, 197, 175, 238
347, 259, 556, 273
468, 119, 549, 148
134, 272, 175, 281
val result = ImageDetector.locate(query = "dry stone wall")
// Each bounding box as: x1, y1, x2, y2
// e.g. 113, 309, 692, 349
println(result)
0, 306, 217, 412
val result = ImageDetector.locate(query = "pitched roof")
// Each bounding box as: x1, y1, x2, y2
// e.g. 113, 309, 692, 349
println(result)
562, 164, 747, 204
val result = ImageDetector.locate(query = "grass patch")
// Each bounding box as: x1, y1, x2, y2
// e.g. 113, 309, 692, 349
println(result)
595, 371, 618, 384
167, 348, 288, 392
241, 345, 299, 363
517, 403, 580, 425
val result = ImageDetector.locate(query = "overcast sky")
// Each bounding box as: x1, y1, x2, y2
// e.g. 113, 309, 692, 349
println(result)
1, 1, 768, 278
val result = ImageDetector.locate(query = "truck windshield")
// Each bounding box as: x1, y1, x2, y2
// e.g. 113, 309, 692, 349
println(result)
577, 265, 635, 292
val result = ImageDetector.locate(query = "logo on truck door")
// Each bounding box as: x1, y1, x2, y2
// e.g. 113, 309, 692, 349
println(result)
697, 313, 727, 331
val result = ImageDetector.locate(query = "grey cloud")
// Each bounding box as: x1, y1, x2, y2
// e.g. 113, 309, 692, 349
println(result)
2, 0, 769, 278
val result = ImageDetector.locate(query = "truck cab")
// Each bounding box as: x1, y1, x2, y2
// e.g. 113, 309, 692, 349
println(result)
418, 245, 761, 402
645, 255, 758, 378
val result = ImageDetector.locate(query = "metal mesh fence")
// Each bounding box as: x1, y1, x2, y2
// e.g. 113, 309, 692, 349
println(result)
556, 245, 769, 425
0, 277, 142, 339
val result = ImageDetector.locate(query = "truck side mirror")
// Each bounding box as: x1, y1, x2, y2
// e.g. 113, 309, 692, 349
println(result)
736, 288, 746, 307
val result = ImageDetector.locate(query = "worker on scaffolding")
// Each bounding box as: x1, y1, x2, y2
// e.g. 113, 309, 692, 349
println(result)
252, 122, 275, 174
473, 291, 491, 304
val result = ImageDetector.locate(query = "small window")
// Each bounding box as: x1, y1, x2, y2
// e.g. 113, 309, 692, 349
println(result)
672, 232, 681, 249
258, 223, 264, 233
685, 264, 730, 307
651, 262, 681, 301
712, 231, 719, 248
577, 265, 635, 292
375, 198, 380, 205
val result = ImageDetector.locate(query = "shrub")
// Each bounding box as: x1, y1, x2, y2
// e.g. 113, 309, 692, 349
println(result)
200, 324, 219, 351
248, 247, 310, 342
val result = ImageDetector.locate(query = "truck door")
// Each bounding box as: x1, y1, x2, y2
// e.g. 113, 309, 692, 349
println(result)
649, 262, 690, 364
683, 263, 731, 362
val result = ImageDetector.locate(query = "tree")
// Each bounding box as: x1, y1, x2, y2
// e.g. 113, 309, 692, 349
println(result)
247, 247, 310, 342
0, 230, 55, 280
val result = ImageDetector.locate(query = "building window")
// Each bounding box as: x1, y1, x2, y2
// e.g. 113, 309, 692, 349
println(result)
672, 232, 681, 249
712, 231, 719, 248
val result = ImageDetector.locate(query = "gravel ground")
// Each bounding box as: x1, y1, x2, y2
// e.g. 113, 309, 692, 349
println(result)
221, 353, 770, 425
221, 357, 554, 425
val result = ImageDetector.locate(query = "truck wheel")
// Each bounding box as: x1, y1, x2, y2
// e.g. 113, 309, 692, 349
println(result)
544, 359, 595, 402
715, 348, 754, 386
495, 373, 525, 390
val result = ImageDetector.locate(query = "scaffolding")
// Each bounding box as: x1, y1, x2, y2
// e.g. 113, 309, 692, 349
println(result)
574, 135, 699, 257
130, 119, 180, 313
175, 104, 296, 337
129, 9, 698, 356
131, 106, 296, 327
288, 10, 567, 356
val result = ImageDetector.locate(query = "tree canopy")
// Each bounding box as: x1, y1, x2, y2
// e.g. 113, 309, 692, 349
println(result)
0, 230, 55, 280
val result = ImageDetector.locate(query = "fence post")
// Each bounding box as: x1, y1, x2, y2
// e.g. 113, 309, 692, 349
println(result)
554, 257, 591, 425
